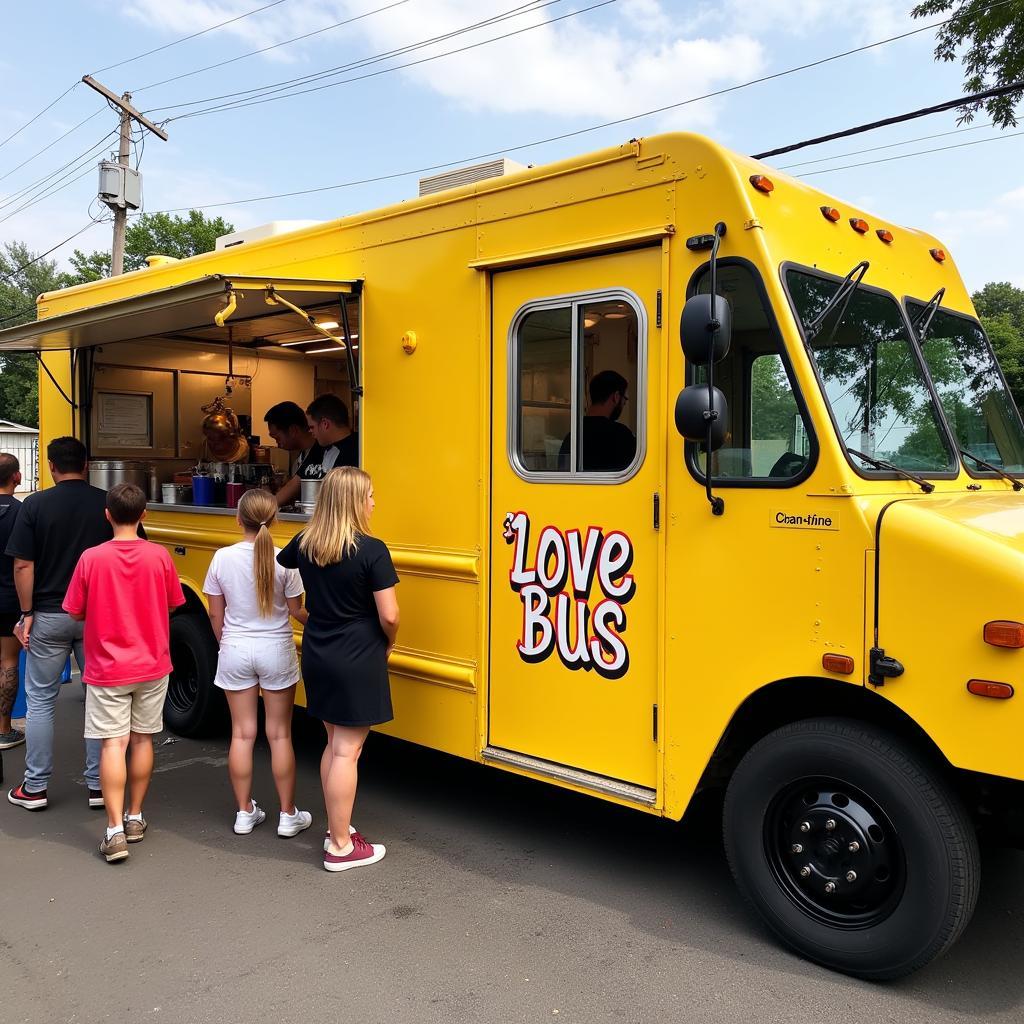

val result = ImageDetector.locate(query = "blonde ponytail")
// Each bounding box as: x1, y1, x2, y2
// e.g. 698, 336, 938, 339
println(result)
238, 489, 279, 618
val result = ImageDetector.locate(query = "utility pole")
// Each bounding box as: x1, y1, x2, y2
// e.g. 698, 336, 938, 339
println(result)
81, 75, 168, 276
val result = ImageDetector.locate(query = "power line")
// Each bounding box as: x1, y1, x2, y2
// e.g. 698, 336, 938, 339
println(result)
92, 0, 295, 76
798, 127, 1024, 176
146, 0, 570, 116
144, 8, 1009, 213
133, 0, 415, 94
0, 305, 38, 326
0, 108, 105, 184
0, 82, 80, 154
0, 218, 105, 288
753, 80, 1024, 159
777, 121, 993, 169
0, 129, 118, 214
0, 165, 99, 227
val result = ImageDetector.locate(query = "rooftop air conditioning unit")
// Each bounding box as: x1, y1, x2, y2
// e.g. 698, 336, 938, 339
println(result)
215, 220, 323, 250
418, 158, 527, 197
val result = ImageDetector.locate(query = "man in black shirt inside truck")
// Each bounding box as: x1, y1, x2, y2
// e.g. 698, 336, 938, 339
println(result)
559, 370, 637, 473
304, 394, 359, 478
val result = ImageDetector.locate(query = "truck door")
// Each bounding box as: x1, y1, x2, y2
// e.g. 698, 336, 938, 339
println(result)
488, 248, 662, 792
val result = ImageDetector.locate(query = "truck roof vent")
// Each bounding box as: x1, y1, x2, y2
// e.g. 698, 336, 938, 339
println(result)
215, 220, 323, 250
418, 158, 527, 197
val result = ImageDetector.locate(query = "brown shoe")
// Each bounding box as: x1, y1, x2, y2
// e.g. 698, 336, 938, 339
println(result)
100, 831, 129, 863
124, 817, 147, 843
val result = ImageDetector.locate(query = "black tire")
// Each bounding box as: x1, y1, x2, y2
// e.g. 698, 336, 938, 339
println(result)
723, 717, 979, 980
165, 612, 225, 738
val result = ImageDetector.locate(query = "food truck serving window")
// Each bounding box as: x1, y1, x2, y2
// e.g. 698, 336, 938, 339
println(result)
511, 289, 645, 482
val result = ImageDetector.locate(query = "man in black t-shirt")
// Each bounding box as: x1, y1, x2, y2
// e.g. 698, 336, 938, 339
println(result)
265, 401, 326, 509
5, 437, 116, 811
559, 370, 637, 473
304, 394, 359, 479
0, 453, 23, 750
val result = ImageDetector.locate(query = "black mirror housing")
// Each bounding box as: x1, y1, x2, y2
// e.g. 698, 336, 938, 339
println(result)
679, 292, 732, 365
674, 384, 729, 451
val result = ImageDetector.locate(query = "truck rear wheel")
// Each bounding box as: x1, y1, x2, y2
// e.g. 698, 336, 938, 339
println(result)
723, 717, 979, 980
165, 613, 225, 737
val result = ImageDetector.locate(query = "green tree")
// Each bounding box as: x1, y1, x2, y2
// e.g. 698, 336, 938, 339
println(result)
971, 281, 1024, 409
912, 1, 1024, 127
0, 241, 71, 428
67, 210, 234, 282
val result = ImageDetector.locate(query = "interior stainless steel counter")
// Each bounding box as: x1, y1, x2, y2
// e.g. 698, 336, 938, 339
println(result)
147, 502, 311, 523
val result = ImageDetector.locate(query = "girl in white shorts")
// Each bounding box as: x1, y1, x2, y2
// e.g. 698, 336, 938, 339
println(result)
203, 490, 312, 837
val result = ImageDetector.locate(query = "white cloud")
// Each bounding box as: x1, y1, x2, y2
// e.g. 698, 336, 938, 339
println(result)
125, 0, 766, 129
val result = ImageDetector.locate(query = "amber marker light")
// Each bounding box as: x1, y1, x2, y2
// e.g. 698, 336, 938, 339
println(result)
877, 229, 894, 244
850, 218, 870, 234
822, 653, 855, 675
820, 206, 841, 222
984, 620, 1024, 648
930, 247, 947, 263
967, 680, 1015, 700
750, 174, 775, 193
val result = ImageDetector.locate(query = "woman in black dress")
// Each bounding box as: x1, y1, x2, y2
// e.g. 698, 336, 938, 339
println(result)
277, 467, 399, 872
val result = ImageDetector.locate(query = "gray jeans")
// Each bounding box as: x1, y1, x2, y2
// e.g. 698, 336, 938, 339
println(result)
23, 611, 100, 792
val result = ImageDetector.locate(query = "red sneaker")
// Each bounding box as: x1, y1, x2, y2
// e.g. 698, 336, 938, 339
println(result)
7, 783, 47, 810
323, 833, 386, 872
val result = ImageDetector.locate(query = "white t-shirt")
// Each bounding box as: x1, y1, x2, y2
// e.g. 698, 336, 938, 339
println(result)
203, 541, 304, 641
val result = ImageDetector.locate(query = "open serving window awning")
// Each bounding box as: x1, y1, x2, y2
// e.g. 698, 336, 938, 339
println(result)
0, 274, 362, 352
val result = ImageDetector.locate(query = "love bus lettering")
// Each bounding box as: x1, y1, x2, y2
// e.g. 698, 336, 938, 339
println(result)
502, 512, 636, 680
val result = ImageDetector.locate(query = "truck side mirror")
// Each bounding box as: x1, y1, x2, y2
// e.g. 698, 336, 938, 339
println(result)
674, 384, 729, 450
679, 291, 732, 365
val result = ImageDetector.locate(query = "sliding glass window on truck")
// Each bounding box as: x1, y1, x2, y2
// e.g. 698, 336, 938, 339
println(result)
687, 261, 816, 484
786, 267, 957, 476
511, 290, 645, 482
905, 300, 1024, 473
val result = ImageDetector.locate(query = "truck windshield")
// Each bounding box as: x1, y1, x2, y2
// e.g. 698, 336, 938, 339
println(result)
786, 269, 956, 474
905, 300, 1024, 473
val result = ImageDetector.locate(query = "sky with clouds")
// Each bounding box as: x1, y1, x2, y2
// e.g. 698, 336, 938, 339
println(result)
1, 0, 1022, 292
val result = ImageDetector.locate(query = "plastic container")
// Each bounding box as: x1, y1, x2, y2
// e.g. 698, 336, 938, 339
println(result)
225, 482, 245, 508
192, 475, 215, 506
11, 650, 72, 719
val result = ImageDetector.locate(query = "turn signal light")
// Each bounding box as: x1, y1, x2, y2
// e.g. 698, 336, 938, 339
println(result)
850, 218, 870, 234
984, 620, 1024, 648
967, 679, 1015, 700
876, 229, 894, 244
930, 247, 947, 263
822, 653, 855, 675
750, 174, 775, 193
820, 206, 841, 222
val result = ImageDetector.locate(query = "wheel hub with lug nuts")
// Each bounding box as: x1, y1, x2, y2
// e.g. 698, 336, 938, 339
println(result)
766, 777, 906, 928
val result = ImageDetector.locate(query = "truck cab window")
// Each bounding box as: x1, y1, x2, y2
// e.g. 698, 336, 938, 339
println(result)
513, 293, 643, 480
906, 301, 1024, 472
787, 269, 956, 475
689, 264, 813, 482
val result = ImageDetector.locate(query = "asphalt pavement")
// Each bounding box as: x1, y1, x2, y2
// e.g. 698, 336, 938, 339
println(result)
1, 684, 1022, 1024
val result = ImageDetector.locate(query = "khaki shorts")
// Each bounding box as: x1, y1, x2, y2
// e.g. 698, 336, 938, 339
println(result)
84, 676, 169, 739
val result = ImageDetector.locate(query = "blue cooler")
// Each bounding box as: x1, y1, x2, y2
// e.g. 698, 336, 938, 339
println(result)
11, 649, 73, 719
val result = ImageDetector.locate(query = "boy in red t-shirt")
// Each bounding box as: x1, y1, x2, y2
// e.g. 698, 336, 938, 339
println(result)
63, 483, 185, 863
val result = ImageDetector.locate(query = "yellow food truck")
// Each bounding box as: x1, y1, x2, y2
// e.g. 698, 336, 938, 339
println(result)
3, 132, 1022, 979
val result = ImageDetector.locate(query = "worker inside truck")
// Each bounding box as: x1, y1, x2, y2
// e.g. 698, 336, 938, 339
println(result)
265, 401, 327, 509
303, 394, 359, 476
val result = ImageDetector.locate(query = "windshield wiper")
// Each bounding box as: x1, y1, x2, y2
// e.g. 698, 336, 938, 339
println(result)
959, 447, 1023, 490
847, 448, 935, 493
806, 261, 870, 344
910, 287, 945, 343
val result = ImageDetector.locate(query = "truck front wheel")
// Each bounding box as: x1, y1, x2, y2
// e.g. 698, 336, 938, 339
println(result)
165, 613, 224, 737
723, 717, 979, 980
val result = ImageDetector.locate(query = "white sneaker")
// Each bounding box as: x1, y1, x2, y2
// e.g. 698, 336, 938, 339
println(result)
278, 807, 313, 838
233, 800, 266, 835
323, 824, 359, 852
